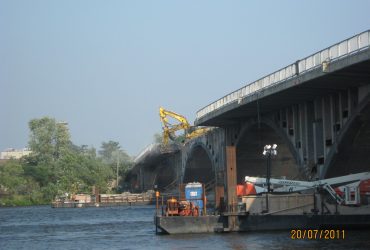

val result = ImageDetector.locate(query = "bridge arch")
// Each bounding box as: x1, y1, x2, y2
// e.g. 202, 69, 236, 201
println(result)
182, 141, 216, 207
235, 119, 301, 184
183, 141, 215, 183
153, 163, 177, 191
324, 95, 370, 178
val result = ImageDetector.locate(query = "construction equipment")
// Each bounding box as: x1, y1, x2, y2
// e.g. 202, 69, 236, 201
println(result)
166, 197, 180, 216
159, 107, 210, 145
165, 198, 199, 216
244, 172, 370, 205
163, 182, 206, 217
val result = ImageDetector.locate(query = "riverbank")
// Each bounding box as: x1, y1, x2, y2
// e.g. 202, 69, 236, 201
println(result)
0, 195, 49, 207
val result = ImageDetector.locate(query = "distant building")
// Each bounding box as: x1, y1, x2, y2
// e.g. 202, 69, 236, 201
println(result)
0, 148, 32, 160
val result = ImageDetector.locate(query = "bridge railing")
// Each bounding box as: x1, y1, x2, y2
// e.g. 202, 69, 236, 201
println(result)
196, 30, 370, 120
299, 30, 370, 73
134, 143, 159, 163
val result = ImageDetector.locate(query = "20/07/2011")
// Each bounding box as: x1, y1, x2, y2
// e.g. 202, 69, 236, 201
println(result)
290, 229, 345, 240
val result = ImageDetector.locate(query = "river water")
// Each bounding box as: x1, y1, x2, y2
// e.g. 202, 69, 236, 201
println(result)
0, 205, 369, 250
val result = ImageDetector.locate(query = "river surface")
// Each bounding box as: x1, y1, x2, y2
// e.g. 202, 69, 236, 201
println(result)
0, 205, 369, 250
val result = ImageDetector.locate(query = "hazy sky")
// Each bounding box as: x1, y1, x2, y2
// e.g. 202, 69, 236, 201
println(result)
1, 0, 370, 156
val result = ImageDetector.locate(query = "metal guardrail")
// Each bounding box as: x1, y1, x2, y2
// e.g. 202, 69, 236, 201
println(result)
196, 30, 370, 120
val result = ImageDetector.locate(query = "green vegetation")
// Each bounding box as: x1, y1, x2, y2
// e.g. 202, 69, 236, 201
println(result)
0, 117, 133, 207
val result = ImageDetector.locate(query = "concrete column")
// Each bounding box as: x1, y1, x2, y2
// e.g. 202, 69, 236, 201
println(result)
338, 93, 343, 128
348, 88, 353, 117
322, 96, 328, 158
292, 105, 298, 146
278, 109, 282, 128
330, 95, 335, 144
284, 108, 289, 134
298, 103, 305, 164
341, 90, 349, 125
287, 107, 293, 138
334, 93, 341, 138
306, 101, 315, 166
322, 95, 333, 155
313, 100, 318, 165
214, 128, 226, 212
313, 98, 324, 174
301, 103, 308, 163
350, 87, 359, 113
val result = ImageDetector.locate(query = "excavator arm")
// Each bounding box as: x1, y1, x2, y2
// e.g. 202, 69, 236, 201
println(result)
159, 107, 190, 128
186, 127, 210, 140
159, 107, 210, 145
159, 107, 190, 145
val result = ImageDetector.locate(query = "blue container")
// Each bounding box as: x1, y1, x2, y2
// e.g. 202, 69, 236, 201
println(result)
185, 182, 203, 209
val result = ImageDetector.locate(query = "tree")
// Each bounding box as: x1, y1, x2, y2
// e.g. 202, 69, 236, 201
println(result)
112, 149, 133, 181
0, 160, 25, 195
98, 141, 132, 167
0, 160, 44, 205
28, 117, 71, 163
98, 141, 133, 192
2, 117, 136, 206
71, 144, 97, 157
99, 141, 121, 165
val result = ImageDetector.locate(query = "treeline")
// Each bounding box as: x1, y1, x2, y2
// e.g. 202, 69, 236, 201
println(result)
0, 117, 132, 206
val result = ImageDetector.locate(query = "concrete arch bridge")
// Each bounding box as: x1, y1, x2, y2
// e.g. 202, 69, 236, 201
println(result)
130, 30, 370, 209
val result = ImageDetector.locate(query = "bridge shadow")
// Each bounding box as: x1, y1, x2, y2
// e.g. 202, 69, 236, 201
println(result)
236, 123, 300, 184
183, 144, 215, 207
326, 100, 370, 178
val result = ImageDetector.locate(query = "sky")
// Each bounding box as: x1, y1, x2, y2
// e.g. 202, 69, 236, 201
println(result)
1, 0, 370, 156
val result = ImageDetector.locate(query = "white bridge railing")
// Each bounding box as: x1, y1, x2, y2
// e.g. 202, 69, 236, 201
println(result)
134, 143, 159, 163
196, 30, 370, 120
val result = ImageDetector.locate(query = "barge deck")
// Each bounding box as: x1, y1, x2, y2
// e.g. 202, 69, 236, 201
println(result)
155, 193, 370, 234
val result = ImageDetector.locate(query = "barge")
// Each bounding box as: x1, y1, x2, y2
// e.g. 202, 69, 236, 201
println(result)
155, 173, 370, 234
155, 193, 370, 234
52, 191, 154, 208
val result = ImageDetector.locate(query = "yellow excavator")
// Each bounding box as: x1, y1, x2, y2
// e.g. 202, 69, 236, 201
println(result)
159, 107, 210, 145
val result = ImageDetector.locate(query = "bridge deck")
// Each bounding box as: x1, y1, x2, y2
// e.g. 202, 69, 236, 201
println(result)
195, 30, 370, 127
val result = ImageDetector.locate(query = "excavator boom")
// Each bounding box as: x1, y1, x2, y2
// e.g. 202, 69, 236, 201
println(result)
159, 107, 210, 145
159, 107, 190, 129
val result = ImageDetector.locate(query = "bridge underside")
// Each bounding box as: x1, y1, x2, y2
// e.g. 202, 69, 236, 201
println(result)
128, 148, 179, 192
326, 101, 370, 177
155, 164, 176, 190
183, 145, 214, 184
183, 145, 216, 206
236, 123, 299, 183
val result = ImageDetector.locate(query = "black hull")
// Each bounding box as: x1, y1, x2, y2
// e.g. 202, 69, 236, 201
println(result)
155, 214, 370, 234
